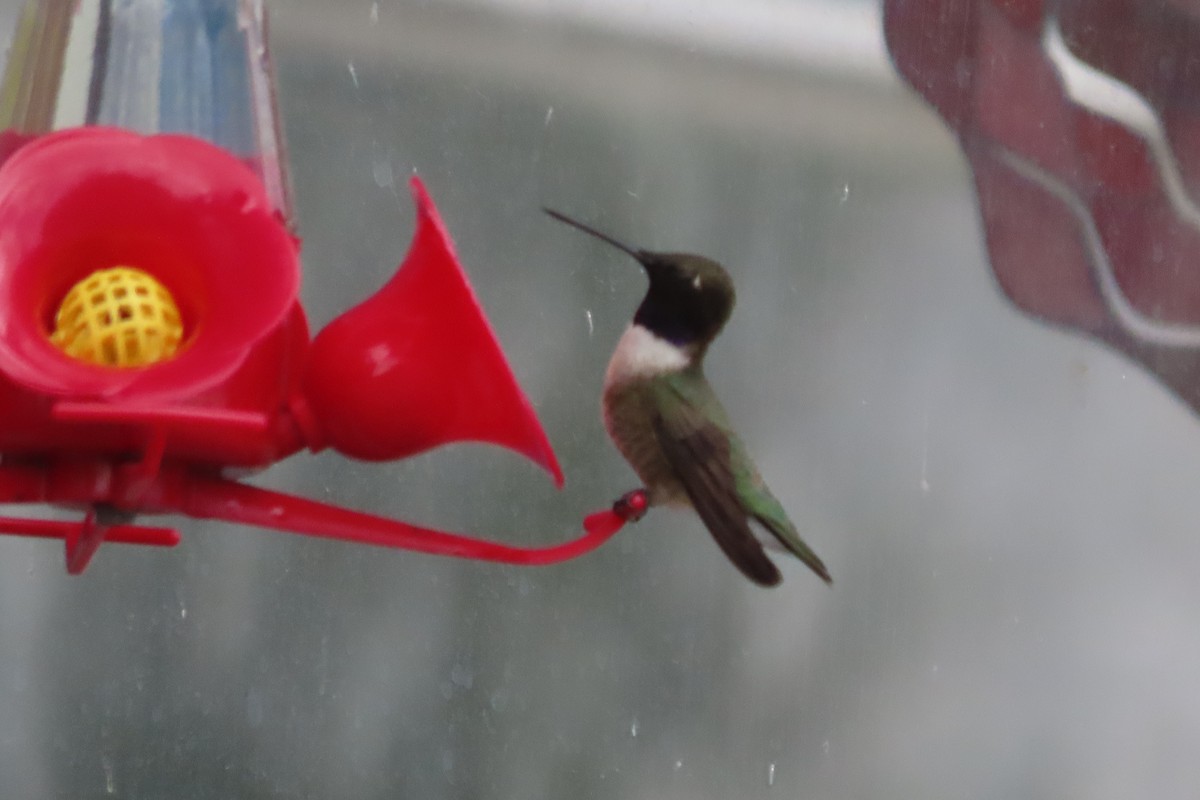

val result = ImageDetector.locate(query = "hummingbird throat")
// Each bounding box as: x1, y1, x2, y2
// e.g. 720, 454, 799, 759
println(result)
606, 324, 691, 384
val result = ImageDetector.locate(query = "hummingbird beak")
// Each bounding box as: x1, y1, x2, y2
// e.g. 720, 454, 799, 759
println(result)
543, 208, 645, 263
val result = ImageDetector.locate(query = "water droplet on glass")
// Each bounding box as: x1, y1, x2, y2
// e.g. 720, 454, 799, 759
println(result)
544, 106, 554, 126
673, 760, 683, 771
920, 409, 931, 493
767, 762, 776, 786
245, 688, 264, 728
585, 309, 594, 337
839, 182, 850, 204
372, 152, 394, 189
103, 756, 115, 794
450, 663, 474, 689
822, 739, 830, 755
630, 717, 639, 737
347, 61, 359, 88
370, 1, 379, 23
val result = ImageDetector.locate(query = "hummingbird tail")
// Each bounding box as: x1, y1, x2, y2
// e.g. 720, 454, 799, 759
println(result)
754, 514, 832, 585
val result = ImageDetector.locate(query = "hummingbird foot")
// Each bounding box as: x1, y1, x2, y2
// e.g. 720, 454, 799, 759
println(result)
612, 489, 649, 523
581, 489, 648, 537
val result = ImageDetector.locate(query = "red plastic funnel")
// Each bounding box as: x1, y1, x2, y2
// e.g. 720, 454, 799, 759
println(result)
303, 177, 562, 485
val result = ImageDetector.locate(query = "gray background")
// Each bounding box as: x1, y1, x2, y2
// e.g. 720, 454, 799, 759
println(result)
2, 0, 1199, 797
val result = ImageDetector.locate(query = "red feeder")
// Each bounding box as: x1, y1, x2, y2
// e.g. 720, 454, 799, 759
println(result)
0, 126, 619, 573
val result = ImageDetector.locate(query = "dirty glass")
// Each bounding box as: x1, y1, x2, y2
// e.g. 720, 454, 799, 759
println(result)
0, 0, 1198, 797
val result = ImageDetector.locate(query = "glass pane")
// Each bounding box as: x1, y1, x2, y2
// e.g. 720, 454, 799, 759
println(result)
0, 0, 1196, 797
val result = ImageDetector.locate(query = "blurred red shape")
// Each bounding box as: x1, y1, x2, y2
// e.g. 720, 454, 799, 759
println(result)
885, 0, 1200, 413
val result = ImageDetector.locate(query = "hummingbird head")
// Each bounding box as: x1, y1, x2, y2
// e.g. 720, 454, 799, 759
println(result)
632, 251, 735, 348
544, 208, 736, 349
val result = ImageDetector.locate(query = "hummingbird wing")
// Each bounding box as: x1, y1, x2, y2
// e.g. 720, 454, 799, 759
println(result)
650, 383, 782, 587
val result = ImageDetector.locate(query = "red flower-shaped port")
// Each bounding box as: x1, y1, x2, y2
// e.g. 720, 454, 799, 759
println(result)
0, 126, 305, 467
0, 126, 299, 402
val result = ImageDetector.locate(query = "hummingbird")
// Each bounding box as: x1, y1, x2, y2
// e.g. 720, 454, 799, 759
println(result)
545, 208, 831, 587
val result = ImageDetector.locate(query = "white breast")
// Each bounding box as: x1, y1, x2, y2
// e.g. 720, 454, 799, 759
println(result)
604, 324, 690, 386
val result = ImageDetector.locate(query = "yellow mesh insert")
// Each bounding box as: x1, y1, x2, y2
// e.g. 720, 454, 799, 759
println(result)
50, 267, 184, 368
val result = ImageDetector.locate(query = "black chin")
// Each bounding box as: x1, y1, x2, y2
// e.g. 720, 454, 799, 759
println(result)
634, 302, 699, 347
